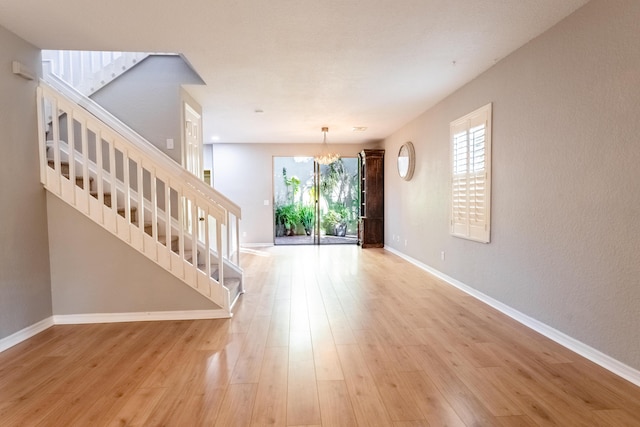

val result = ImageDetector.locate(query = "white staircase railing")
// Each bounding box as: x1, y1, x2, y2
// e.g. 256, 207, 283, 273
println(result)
37, 79, 243, 315
42, 50, 150, 96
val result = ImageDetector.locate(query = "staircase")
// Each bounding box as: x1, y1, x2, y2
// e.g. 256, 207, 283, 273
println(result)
38, 75, 243, 317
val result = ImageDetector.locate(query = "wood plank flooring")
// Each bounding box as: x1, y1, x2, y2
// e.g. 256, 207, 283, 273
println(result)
2, 245, 640, 426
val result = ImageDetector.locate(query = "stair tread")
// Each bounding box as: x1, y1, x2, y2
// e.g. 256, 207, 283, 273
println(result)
158, 235, 179, 244
198, 263, 219, 269
63, 174, 93, 180
47, 160, 70, 166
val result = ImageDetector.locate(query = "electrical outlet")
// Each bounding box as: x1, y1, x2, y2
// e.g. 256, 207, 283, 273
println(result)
404, 239, 407, 246
441, 251, 446, 261
166, 138, 174, 149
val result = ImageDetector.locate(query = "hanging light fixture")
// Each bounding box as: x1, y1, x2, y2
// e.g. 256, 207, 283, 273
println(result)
314, 126, 340, 165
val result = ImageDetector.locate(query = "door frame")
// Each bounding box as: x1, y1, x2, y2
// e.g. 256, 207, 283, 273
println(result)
181, 99, 203, 178
272, 156, 359, 246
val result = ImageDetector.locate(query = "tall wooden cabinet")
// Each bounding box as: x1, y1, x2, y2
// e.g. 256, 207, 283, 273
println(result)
358, 149, 384, 248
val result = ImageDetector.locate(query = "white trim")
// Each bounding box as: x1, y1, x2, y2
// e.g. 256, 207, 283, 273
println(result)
0, 317, 54, 353
0, 309, 231, 354
53, 309, 230, 324
241, 243, 275, 248
384, 246, 640, 388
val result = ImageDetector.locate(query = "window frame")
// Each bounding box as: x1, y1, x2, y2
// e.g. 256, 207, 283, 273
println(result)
450, 103, 492, 243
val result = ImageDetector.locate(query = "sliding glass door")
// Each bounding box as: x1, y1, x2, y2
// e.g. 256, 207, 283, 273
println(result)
274, 156, 358, 245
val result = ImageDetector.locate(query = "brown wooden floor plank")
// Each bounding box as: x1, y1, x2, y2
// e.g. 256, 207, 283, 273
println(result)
392, 421, 431, 427
287, 358, 321, 426
251, 346, 289, 426
1, 246, 640, 426
214, 383, 258, 427
316, 380, 358, 427
372, 369, 425, 422
335, 344, 393, 426
229, 315, 272, 384
396, 370, 466, 427
105, 387, 166, 427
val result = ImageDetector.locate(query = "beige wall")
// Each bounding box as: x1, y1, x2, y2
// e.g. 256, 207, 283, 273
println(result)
47, 194, 220, 314
212, 142, 377, 245
0, 26, 52, 338
383, 0, 640, 370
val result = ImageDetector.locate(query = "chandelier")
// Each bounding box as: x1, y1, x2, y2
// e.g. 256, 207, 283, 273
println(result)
314, 127, 340, 165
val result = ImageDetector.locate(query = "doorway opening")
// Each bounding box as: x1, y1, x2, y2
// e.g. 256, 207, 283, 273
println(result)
273, 156, 359, 245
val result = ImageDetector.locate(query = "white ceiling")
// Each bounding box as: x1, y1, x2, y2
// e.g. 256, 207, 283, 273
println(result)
0, 0, 589, 144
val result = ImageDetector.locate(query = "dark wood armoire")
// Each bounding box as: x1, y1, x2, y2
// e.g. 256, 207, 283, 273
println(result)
358, 149, 384, 248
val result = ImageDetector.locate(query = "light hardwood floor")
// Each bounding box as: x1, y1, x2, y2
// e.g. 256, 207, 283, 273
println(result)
1, 245, 640, 426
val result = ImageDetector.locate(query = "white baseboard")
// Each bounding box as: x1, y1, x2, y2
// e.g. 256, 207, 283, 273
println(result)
0, 317, 55, 353
384, 246, 640, 388
0, 309, 230, 353
53, 309, 231, 324
241, 243, 274, 248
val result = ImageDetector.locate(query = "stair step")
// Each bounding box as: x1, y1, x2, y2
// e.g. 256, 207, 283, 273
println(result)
159, 235, 179, 251
48, 160, 70, 175
49, 160, 94, 189
117, 206, 137, 223
68, 175, 93, 190
183, 249, 196, 262
197, 263, 219, 274
47, 160, 93, 188
64, 174, 93, 189
90, 191, 112, 207
225, 278, 243, 301
143, 223, 180, 251
158, 234, 178, 245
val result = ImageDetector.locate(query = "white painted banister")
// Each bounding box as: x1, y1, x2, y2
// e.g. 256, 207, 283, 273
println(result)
42, 50, 150, 96
37, 80, 243, 314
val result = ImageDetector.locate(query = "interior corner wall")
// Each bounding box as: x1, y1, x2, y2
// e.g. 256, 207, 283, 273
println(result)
0, 25, 52, 338
91, 55, 203, 165
383, 0, 640, 371
211, 142, 376, 245
46, 194, 220, 314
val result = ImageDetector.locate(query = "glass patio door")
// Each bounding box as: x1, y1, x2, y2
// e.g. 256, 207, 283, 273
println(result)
274, 156, 358, 245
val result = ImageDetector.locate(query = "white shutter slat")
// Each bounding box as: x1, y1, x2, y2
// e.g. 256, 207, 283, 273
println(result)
450, 103, 491, 243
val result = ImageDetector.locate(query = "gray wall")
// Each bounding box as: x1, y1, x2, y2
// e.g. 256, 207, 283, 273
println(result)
212, 142, 376, 245
0, 26, 52, 338
383, 0, 640, 370
91, 55, 204, 165
47, 194, 220, 314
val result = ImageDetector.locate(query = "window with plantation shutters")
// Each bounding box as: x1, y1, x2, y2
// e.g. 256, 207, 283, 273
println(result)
450, 103, 492, 243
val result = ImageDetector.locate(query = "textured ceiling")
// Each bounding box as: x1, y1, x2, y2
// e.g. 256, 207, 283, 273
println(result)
0, 0, 590, 144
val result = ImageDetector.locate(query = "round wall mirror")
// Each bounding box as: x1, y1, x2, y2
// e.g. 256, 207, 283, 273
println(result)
397, 141, 415, 181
